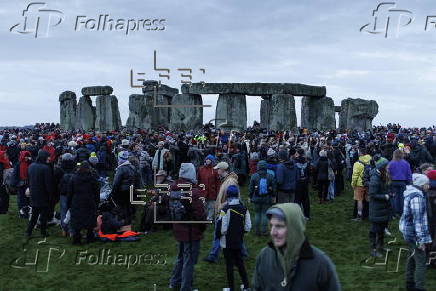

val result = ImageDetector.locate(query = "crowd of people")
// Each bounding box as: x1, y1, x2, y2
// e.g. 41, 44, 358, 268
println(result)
0, 121, 435, 290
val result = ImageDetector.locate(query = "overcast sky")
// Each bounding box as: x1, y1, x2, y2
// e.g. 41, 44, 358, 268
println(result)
1, 0, 436, 127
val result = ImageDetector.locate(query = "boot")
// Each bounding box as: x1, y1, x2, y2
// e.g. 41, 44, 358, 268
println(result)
376, 232, 390, 253
369, 232, 381, 257
405, 281, 415, 291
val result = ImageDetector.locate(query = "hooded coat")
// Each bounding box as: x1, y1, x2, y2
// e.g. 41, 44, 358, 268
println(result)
197, 155, 221, 200
67, 168, 100, 230
249, 160, 277, 204
253, 203, 340, 291
276, 160, 298, 191
28, 151, 54, 208
368, 168, 392, 222
351, 154, 372, 188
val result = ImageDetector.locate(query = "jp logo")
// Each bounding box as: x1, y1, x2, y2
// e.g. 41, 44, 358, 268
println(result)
10, 237, 65, 272
360, 2, 414, 38
10, 2, 64, 38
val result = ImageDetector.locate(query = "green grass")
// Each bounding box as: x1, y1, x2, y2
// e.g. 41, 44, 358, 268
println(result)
1, 183, 435, 291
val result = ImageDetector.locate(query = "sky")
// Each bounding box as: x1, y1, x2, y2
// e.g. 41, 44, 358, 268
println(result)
1, 0, 436, 127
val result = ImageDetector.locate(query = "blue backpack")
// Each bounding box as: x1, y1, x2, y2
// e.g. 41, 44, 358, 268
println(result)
255, 175, 271, 196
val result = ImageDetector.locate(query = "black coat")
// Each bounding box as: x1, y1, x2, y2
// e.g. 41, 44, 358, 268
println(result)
368, 169, 392, 223
316, 157, 329, 181
28, 155, 54, 208
68, 171, 100, 230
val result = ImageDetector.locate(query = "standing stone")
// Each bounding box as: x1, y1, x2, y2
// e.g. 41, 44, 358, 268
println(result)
59, 91, 77, 130
169, 94, 203, 131
269, 94, 297, 131
76, 96, 95, 131
260, 95, 271, 129
339, 98, 379, 131
95, 95, 122, 131
126, 93, 171, 129
81, 86, 113, 96
215, 94, 247, 131
301, 97, 336, 130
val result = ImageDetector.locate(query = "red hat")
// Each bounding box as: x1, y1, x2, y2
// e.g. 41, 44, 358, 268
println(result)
427, 170, 436, 181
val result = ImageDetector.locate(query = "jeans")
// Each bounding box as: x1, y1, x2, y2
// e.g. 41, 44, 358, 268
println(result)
17, 186, 29, 210
59, 195, 69, 233
207, 223, 248, 261
170, 240, 200, 291
406, 242, 427, 290
253, 202, 270, 234
317, 180, 329, 201
327, 180, 335, 200
390, 181, 406, 216
206, 199, 215, 221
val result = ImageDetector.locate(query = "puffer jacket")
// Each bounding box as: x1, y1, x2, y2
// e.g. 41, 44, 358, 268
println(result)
351, 154, 371, 187
368, 168, 392, 222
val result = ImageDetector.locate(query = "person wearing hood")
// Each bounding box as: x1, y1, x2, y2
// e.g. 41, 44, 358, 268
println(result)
54, 153, 76, 236
197, 154, 220, 221
249, 160, 277, 236
351, 148, 372, 221
111, 150, 141, 225
26, 150, 54, 237
276, 150, 298, 203
67, 161, 100, 244
253, 203, 340, 291
169, 163, 206, 291
400, 174, 432, 291
409, 139, 433, 172
295, 148, 310, 219
368, 157, 392, 257
16, 150, 32, 218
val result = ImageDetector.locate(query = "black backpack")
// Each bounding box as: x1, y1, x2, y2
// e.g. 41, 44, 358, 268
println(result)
168, 190, 192, 221
358, 161, 372, 188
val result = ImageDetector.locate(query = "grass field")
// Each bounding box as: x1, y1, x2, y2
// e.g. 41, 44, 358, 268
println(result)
1, 183, 435, 291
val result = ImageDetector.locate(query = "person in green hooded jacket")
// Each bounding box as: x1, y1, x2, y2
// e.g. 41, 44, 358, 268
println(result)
252, 203, 341, 291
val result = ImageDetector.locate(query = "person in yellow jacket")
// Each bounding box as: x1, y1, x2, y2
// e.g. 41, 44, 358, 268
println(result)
351, 148, 372, 221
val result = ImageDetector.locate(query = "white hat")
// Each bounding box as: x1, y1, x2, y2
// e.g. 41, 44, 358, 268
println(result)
412, 173, 430, 187
121, 139, 130, 146
214, 161, 229, 170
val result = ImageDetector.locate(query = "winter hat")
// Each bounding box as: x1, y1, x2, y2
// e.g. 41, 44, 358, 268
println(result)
267, 148, 277, 157
319, 150, 327, 157
205, 154, 216, 164
68, 141, 77, 147
250, 152, 259, 160
61, 153, 74, 161
427, 170, 436, 181
89, 152, 98, 165
226, 185, 239, 199
179, 163, 197, 184
121, 139, 130, 146
412, 173, 430, 187
278, 150, 289, 161
118, 150, 129, 165
375, 157, 389, 169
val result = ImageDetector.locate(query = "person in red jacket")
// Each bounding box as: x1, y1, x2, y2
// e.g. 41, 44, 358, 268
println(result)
197, 154, 220, 220
42, 141, 56, 163
169, 163, 207, 291
17, 150, 32, 218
